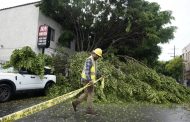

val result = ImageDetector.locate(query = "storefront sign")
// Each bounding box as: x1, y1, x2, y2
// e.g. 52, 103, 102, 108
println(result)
37, 25, 51, 48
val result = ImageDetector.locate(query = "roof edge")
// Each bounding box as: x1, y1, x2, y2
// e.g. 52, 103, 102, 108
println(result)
0, 1, 41, 11
183, 43, 190, 51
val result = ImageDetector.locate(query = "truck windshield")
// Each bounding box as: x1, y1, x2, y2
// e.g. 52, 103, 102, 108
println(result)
0, 67, 18, 73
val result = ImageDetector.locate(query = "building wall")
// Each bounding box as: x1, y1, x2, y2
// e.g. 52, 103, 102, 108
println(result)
0, 3, 39, 61
0, 2, 63, 62
182, 43, 190, 80
37, 11, 62, 55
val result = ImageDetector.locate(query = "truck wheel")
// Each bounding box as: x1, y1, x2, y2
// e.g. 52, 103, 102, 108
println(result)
0, 84, 12, 102
44, 82, 54, 95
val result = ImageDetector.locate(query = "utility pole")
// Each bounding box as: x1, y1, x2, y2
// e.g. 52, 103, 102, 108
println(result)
173, 45, 176, 58
169, 45, 176, 59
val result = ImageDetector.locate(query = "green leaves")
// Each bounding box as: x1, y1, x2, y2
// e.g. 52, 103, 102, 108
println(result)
58, 30, 74, 47
50, 52, 190, 104
9, 46, 36, 70
155, 56, 184, 81
40, 0, 176, 66
4, 46, 52, 78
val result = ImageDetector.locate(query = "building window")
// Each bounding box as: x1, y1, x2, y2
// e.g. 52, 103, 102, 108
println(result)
50, 28, 55, 42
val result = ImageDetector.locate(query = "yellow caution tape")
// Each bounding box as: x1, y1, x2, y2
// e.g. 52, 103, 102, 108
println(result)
100, 78, 105, 89
0, 77, 104, 122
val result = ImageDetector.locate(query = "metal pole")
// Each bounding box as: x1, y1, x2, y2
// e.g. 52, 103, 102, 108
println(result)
174, 45, 175, 58
42, 48, 45, 54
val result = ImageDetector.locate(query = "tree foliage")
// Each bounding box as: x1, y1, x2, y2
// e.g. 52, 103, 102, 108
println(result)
49, 52, 190, 104
165, 57, 184, 81
40, 0, 176, 66
154, 57, 184, 82
4, 46, 52, 78
154, 61, 169, 75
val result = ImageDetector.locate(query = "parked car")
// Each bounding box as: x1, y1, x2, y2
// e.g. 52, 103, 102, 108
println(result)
0, 67, 56, 102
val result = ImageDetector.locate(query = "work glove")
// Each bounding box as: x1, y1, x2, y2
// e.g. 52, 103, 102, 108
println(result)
89, 80, 94, 86
100, 78, 105, 89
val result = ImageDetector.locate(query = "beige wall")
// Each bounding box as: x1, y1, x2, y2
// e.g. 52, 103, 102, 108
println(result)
0, 2, 63, 61
0, 3, 39, 61
182, 43, 190, 80
37, 11, 62, 55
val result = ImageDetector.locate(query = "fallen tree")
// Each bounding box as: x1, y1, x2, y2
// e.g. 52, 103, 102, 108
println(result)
3, 46, 52, 78
50, 52, 190, 104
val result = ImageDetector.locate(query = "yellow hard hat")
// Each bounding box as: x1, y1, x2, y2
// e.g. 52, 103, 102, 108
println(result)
93, 48, 102, 57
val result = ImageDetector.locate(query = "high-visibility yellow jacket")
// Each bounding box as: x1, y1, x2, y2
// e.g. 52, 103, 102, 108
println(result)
81, 56, 96, 81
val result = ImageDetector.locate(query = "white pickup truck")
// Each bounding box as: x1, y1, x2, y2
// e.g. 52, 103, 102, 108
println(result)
0, 67, 56, 102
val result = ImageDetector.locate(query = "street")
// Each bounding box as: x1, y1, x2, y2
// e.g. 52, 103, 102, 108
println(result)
1, 95, 190, 122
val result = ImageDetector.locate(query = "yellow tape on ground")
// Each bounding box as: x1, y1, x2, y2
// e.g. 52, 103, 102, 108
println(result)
0, 77, 103, 122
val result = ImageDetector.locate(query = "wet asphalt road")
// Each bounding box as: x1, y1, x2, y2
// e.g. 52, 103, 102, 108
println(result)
0, 92, 46, 117
1, 95, 190, 122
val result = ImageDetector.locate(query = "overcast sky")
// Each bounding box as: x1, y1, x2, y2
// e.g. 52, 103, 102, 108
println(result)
0, 0, 189, 61
147, 0, 190, 61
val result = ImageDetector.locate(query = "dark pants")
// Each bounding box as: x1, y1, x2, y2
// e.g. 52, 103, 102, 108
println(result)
76, 81, 94, 109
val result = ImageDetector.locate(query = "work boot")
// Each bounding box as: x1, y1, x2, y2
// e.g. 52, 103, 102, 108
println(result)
72, 101, 79, 112
86, 107, 97, 115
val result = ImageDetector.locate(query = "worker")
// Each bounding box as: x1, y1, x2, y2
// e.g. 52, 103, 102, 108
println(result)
72, 48, 102, 115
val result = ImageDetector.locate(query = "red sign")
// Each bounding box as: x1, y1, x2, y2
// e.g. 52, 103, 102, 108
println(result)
39, 25, 48, 36
40, 26, 48, 32
37, 25, 50, 48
